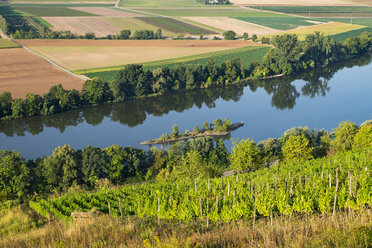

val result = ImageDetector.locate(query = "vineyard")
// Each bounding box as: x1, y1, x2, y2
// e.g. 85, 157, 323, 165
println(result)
30, 148, 371, 223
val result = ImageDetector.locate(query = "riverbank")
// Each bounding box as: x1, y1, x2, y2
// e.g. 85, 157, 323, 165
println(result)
141, 122, 243, 145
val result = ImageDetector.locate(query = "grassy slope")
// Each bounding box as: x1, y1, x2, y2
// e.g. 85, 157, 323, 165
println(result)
234, 17, 318, 30
83, 46, 270, 81
133, 8, 285, 17
138, 17, 218, 35
119, 0, 204, 7
0, 39, 20, 49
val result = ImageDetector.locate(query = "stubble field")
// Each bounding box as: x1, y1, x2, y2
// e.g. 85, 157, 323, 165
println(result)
0, 48, 84, 98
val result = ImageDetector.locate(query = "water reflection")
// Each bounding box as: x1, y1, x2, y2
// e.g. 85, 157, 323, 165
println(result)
0, 54, 371, 137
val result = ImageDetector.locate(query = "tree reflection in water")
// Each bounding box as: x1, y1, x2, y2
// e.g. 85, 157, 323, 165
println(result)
0, 54, 371, 137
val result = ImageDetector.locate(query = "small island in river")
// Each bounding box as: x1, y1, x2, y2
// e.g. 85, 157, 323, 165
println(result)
141, 118, 243, 145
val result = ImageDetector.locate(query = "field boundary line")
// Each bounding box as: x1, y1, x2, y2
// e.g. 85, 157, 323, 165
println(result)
10, 39, 90, 81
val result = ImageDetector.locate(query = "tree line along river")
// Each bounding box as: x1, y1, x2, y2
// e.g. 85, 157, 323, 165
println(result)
0, 54, 372, 159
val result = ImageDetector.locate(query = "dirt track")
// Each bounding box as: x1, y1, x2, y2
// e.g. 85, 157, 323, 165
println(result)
0, 48, 84, 98
17, 39, 260, 48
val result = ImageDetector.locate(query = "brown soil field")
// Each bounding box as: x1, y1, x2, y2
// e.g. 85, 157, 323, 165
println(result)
0, 48, 84, 98
231, 0, 367, 6
43, 17, 121, 37
70, 7, 144, 17
184, 17, 279, 35
17, 39, 258, 71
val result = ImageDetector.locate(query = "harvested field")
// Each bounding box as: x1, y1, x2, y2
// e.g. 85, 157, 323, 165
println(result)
119, 0, 204, 7
71, 7, 144, 17
103, 17, 177, 36
18, 39, 255, 71
271, 22, 365, 39
184, 17, 279, 35
138, 17, 218, 34
43, 17, 121, 36
0, 48, 84, 98
232, 0, 367, 6
0, 39, 20, 48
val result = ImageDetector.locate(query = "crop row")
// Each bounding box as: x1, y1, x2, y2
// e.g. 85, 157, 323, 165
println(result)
30, 148, 371, 223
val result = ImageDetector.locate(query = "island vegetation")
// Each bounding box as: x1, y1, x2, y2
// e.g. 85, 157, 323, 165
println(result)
141, 118, 242, 145
0, 119, 371, 247
1, 32, 371, 121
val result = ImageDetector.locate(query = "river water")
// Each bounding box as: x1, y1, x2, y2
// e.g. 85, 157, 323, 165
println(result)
1, 55, 372, 159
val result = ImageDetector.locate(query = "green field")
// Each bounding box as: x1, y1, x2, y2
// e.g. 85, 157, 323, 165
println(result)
330, 27, 372, 42
135, 8, 285, 17
248, 6, 372, 14
316, 17, 372, 27
234, 17, 318, 30
12, 6, 97, 17
35, 17, 53, 28
0, 5, 29, 16
119, 0, 204, 7
138, 17, 217, 34
0, 39, 20, 48
83, 46, 270, 81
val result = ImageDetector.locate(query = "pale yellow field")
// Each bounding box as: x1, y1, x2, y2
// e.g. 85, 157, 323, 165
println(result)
269, 22, 365, 40
19, 40, 253, 71
183, 17, 279, 35
231, 0, 368, 6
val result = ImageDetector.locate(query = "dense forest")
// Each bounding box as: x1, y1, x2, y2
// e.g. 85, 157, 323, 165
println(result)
1, 32, 372, 121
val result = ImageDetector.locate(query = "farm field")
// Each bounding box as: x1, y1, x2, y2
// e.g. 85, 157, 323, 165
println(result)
11, 5, 97, 17
85, 46, 270, 82
234, 16, 321, 30
271, 22, 365, 39
118, 0, 204, 7
330, 27, 372, 41
17, 39, 253, 71
43, 17, 121, 37
316, 17, 372, 26
184, 17, 279, 35
70, 7, 144, 17
232, 0, 371, 6
102, 17, 178, 36
132, 8, 286, 17
0, 39, 20, 48
248, 6, 372, 14
0, 48, 84, 98
137, 17, 218, 35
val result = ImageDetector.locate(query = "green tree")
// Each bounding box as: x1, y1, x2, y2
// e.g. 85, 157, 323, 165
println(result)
203, 121, 209, 130
223, 118, 232, 131
331, 121, 359, 152
353, 124, 372, 148
104, 145, 126, 184
172, 123, 179, 138
42, 145, 79, 191
0, 150, 29, 200
243, 32, 248, 40
155, 28, 162, 39
223, 30, 236, 40
82, 146, 109, 188
118, 29, 131, 39
11, 98, 26, 118
252, 34, 257, 41
193, 124, 200, 133
0, 92, 12, 118
282, 135, 313, 163
213, 118, 223, 131
230, 139, 261, 173
25, 93, 43, 116
82, 78, 110, 104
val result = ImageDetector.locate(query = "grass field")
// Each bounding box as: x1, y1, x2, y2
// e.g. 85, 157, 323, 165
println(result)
270, 22, 365, 40
83, 46, 270, 81
134, 8, 286, 17
103, 17, 177, 36
0, 5, 28, 16
35, 17, 53, 27
119, 0, 204, 7
316, 17, 372, 26
138, 17, 218, 34
0, 39, 20, 49
330, 27, 372, 41
234, 17, 319, 30
248, 6, 372, 14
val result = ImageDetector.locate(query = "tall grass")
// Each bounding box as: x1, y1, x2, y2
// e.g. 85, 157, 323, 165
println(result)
1, 209, 370, 247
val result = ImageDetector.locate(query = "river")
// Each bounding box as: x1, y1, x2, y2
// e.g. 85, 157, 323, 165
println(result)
1, 55, 372, 159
